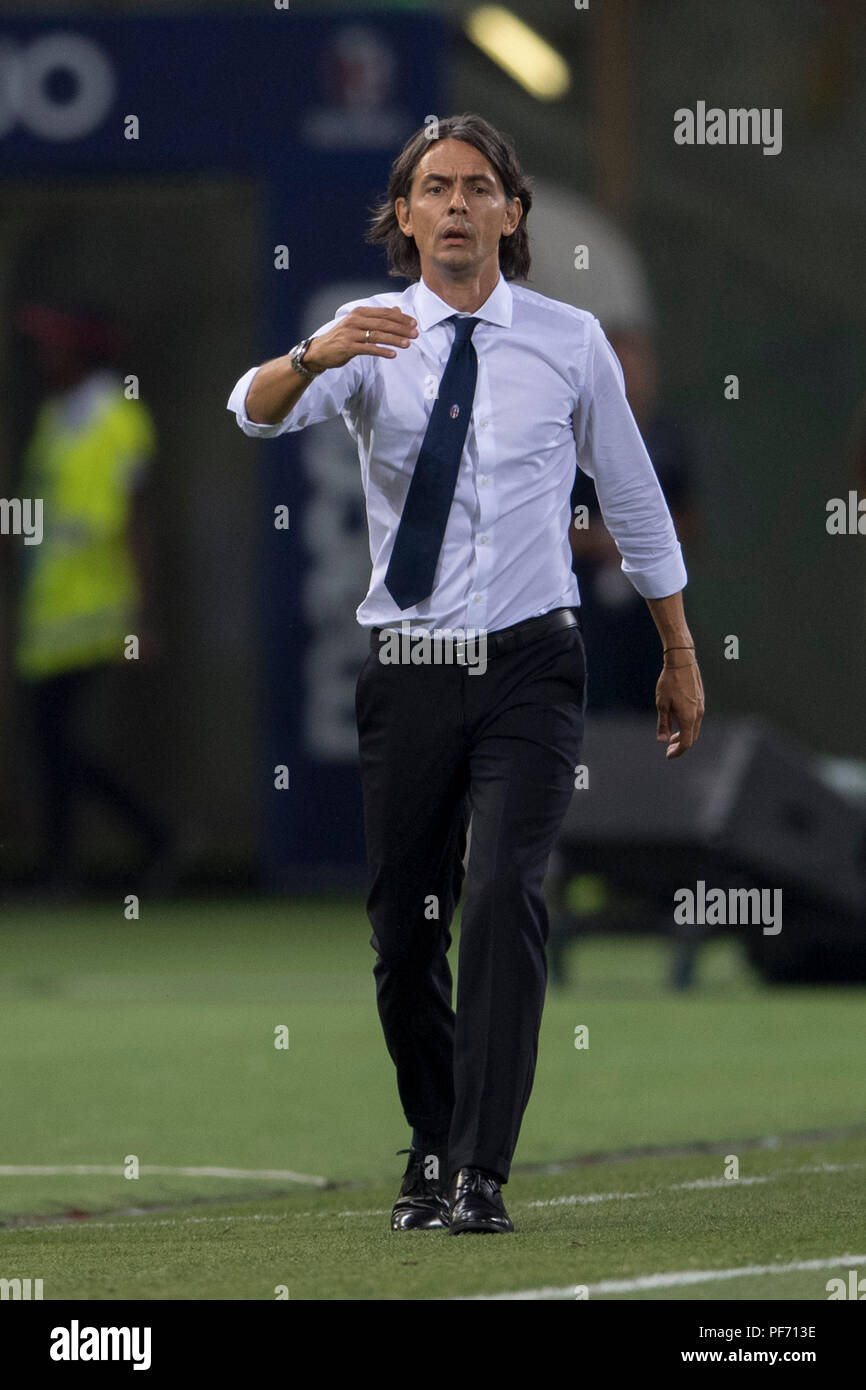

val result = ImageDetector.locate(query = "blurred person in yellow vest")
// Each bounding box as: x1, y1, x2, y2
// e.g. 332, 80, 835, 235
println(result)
14, 299, 172, 896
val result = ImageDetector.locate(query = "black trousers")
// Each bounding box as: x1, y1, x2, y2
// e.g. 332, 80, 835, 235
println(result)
355, 608, 587, 1183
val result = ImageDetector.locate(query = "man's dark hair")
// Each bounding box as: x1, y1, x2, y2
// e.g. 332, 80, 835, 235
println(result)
366, 113, 533, 282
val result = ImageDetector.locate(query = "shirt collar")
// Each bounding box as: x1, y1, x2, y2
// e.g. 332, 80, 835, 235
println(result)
410, 269, 513, 331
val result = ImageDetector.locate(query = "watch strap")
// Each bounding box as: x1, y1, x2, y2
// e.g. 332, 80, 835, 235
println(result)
290, 337, 322, 378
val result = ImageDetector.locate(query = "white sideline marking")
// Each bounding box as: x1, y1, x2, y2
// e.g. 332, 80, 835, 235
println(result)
1, 1157, 861, 1234
0, 1164, 328, 1187
458, 1254, 866, 1300
530, 1190, 644, 1207
4, 1213, 293, 1233
6, 1210, 863, 1306
672, 1176, 769, 1190
525, 1160, 865, 1209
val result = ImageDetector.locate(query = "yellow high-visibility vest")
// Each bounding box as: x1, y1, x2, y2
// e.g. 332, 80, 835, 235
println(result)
15, 377, 156, 680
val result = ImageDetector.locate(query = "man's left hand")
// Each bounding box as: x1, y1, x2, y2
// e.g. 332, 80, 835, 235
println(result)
655, 658, 704, 759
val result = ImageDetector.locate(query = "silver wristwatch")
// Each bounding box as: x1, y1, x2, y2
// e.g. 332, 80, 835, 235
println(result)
289, 336, 323, 379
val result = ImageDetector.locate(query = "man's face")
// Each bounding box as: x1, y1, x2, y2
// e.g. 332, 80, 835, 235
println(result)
395, 138, 521, 279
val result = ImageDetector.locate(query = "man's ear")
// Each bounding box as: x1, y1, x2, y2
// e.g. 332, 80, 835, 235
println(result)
503, 195, 523, 237
395, 195, 411, 237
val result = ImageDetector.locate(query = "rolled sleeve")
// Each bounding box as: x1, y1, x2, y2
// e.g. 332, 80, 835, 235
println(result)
227, 366, 286, 437
574, 318, 687, 599
226, 306, 366, 438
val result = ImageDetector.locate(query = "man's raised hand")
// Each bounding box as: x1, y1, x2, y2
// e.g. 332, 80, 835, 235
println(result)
304, 307, 419, 371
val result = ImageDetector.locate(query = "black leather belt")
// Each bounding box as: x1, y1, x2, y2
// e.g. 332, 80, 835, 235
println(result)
369, 606, 580, 659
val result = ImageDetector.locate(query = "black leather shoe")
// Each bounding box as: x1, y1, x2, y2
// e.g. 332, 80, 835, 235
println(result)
390, 1148, 450, 1231
449, 1166, 514, 1234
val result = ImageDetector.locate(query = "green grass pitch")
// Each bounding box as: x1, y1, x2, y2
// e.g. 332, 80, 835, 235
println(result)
0, 897, 863, 1300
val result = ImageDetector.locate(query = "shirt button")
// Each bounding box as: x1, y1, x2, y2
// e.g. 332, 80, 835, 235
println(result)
473, 594, 483, 603
480, 420, 489, 428
479, 536, 488, 545
479, 475, 488, 486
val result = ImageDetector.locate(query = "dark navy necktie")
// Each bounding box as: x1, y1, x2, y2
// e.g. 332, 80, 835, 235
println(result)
384, 313, 480, 610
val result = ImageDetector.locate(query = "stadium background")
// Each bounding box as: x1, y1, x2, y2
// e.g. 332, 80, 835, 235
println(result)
0, 0, 864, 1304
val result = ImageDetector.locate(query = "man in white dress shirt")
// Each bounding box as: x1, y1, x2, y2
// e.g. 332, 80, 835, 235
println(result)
227, 113, 704, 1235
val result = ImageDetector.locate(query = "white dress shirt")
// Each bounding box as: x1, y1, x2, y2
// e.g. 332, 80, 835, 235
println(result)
227, 270, 687, 634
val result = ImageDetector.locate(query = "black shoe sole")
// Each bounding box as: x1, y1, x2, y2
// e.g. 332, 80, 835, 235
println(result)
449, 1222, 513, 1234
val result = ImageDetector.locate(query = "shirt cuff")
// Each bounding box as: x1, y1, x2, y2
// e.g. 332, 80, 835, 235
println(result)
226, 365, 288, 438
621, 544, 688, 600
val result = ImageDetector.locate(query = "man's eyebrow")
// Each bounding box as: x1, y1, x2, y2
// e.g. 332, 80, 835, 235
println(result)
419, 171, 496, 183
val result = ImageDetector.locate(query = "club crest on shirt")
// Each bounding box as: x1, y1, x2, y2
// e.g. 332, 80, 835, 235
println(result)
449, 404, 460, 418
